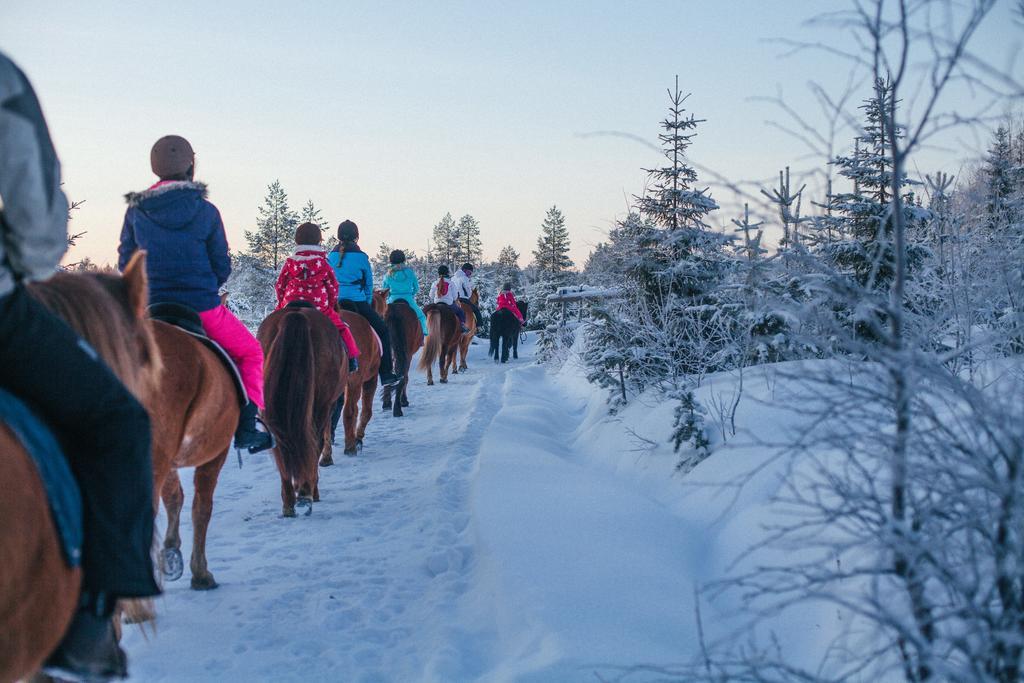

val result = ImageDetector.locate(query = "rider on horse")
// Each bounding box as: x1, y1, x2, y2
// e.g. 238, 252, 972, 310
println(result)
0, 51, 159, 680
275, 222, 361, 372
430, 265, 470, 333
327, 220, 401, 387
118, 135, 273, 453
452, 262, 483, 327
496, 282, 525, 325
381, 249, 428, 336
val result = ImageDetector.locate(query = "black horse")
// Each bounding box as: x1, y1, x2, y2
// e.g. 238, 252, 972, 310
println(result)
489, 309, 521, 363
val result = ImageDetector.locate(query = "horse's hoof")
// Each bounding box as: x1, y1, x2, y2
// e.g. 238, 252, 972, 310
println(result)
440, 378, 448, 384
344, 447, 358, 457
296, 497, 313, 516
190, 574, 218, 591
319, 454, 334, 467
283, 506, 296, 517
161, 548, 184, 582
427, 380, 434, 386
382, 400, 392, 409
401, 398, 409, 407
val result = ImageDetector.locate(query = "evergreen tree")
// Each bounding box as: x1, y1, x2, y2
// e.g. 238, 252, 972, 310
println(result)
245, 180, 298, 269
454, 214, 483, 265
431, 213, 458, 268
984, 126, 1018, 231
300, 199, 334, 250
532, 206, 574, 275
496, 244, 522, 288
632, 77, 722, 300
816, 79, 925, 289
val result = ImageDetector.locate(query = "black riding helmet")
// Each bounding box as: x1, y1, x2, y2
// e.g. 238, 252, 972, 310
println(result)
438, 265, 451, 277
390, 249, 406, 265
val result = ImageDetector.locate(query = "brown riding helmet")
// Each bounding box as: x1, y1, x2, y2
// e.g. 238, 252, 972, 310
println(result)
150, 135, 195, 179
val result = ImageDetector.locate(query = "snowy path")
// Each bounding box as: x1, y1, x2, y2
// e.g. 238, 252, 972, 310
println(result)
123, 337, 696, 682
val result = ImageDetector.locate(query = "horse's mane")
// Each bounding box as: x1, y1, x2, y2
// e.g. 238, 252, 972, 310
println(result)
28, 272, 161, 401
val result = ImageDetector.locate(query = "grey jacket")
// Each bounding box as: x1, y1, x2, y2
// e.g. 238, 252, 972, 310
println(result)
0, 51, 68, 298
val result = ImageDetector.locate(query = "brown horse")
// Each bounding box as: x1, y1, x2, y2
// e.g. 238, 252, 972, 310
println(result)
373, 290, 424, 417
257, 306, 345, 517
322, 308, 381, 460
418, 303, 463, 385
456, 288, 480, 371
0, 255, 159, 682
146, 317, 239, 590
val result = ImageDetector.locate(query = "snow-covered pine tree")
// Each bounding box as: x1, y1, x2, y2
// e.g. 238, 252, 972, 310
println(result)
299, 199, 335, 250
454, 214, 483, 266
431, 213, 458, 268
984, 125, 1018, 232
245, 180, 299, 269
632, 76, 723, 301
532, 206, 574, 275
816, 79, 928, 290
495, 245, 522, 288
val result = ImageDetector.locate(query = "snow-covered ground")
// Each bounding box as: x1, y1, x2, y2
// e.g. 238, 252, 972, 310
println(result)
122, 335, 829, 682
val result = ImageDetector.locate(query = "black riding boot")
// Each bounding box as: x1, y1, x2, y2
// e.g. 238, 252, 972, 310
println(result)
44, 592, 127, 681
234, 401, 273, 453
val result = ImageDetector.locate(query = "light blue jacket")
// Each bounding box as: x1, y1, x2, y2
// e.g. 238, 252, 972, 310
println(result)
327, 247, 374, 304
382, 266, 419, 299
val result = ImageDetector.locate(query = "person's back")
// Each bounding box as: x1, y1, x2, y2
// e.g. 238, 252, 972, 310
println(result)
328, 245, 374, 305
496, 285, 525, 324
120, 181, 227, 311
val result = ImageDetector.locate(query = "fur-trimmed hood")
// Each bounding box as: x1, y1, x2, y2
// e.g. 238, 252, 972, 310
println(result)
124, 181, 210, 231
125, 180, 208, 207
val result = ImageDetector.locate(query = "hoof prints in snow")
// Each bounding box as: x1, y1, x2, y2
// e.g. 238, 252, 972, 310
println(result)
123, 343, 516, 682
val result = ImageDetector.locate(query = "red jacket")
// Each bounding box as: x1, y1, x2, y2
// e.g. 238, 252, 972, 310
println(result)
275, 246, 339, 314
496, 291, 524, 324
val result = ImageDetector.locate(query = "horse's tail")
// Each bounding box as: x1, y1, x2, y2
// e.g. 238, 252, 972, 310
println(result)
264, 311, 316, 482
418, 308, 442, 372
387, 302, 408, 375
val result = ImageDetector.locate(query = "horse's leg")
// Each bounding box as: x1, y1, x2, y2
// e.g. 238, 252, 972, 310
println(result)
400, 379, 410, 407
189, 449, 228, 590
382, 384, 392, 410
160, 471, 185, 581
322, 396, 344, 466
439, 345, 449, 383
279, 465, 297, 518
459, 336, 469, 370
343, 383, 359, 456
357, 379, 375, 446
426, 364, 434, 386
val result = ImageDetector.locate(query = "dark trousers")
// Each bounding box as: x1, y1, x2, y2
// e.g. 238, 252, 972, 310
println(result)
448, 302, 466, 325
0, 286, 159, 598
338, 299, 394, 376
458, 297, 483, 326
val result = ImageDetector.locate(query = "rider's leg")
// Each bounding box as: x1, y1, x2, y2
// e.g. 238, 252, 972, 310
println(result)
326, 308, 360, 371
197, 305, 271, 452
449, 303, 469, 332
460, 297, 483, 326
355, 301, 398, 382
0, 285, 158, 677
198, 305, 265, 408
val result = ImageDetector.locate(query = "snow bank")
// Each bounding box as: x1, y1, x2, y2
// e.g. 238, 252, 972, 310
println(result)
471, 340, 854, 680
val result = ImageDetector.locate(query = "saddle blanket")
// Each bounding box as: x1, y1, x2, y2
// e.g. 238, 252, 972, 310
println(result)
0, 387, 83, 567
149, 302, 247, 406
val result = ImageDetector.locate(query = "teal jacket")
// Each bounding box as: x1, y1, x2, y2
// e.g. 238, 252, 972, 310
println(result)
382, 266, 420, 300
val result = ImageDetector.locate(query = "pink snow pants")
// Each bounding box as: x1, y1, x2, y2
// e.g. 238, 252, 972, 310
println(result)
198, 305, 265, 410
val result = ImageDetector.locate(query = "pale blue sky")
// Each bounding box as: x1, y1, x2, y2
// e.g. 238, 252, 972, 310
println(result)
2, 1, 1020, 267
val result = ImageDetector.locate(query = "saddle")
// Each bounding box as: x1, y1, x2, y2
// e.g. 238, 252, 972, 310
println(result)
0, 388, 83, 568
148, 303, 247, 406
